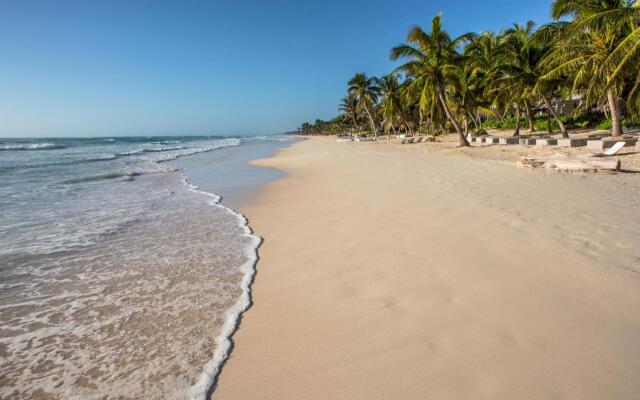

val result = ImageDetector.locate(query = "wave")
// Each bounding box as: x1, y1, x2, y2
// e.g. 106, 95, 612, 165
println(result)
0, 155, 118, 173
61, 171, 143, 184
55, 140, 242, 184
0, 143, 66, 151
3, 140, 241, 173
179, 176, 261, 400
115, 146, 197, 157
149, 140, 181, 145
116, 149, 146, 156
140, 146, 187, 153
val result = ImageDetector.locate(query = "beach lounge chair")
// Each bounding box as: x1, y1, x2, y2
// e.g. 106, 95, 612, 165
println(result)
587, 141, 626, 157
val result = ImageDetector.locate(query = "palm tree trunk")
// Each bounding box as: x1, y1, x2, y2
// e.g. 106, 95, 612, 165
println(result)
351, 115, 360, 131
524, 100, 535, 132
364, 106, 377, 137
607, 89, 624, 137
437, 88, 469, 146
543, 96, 568, 138
404, 120, 414, 136
513, 103, 521, 137
463, 116, 469, 135
470, 112, 479, 132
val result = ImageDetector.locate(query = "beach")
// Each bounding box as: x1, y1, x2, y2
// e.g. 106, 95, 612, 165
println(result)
214, 136, 640, 399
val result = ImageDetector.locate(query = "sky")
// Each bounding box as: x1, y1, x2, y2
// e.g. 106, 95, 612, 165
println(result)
0, 0, 554, 137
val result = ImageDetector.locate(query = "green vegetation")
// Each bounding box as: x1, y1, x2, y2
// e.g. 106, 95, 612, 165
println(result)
299, 1, 640, 145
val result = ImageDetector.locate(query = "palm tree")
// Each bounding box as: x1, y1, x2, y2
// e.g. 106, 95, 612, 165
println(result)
605, 4, 640, 112
542, 0, 640, 137
348, 73, 381, 135
449, 63, 485, 135
398, 77, 423, 135
379, 73, 404, 134
339, 92, 361, 131
390, 15, 473, 146
498, 21, 569, 137
463, 31, 503, 130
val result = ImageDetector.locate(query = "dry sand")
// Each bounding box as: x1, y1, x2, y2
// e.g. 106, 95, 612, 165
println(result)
214, 136, 640, 400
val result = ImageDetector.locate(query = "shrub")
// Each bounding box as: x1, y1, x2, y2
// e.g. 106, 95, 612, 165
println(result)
533, 117, 560, 132
622, 115, 640, 128
597, 119, 612, 130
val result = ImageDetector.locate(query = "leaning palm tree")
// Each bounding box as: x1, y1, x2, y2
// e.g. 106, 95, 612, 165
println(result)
339, 92, 361, 131
605, 3, 640, 112
348, 73, 381, 135
390, 15, 473, 146
542, 0, 640, 137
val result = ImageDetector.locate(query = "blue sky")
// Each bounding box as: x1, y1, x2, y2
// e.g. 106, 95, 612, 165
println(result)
0, 0, 554, 137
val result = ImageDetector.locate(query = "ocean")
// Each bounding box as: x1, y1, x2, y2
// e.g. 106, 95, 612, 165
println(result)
0, 135, 294, 399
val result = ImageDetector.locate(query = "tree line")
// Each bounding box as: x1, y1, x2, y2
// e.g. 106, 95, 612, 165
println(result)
298, 0, 640, 147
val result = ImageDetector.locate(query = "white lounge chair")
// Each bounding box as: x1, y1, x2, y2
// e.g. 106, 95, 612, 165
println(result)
588, 141, 627, 157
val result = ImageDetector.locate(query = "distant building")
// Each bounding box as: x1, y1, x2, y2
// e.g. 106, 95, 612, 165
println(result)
553, 95, 582, 117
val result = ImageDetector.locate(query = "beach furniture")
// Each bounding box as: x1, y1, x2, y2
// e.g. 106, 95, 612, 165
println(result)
354, 137, 376, 142
557, 138, 587, 147
587, 138, 637, 150
586, 141, 627, 157
498, 137, 519, 145
535, 138, 558, 146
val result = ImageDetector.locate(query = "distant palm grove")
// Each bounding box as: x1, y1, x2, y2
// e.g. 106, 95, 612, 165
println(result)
299, 0, 640, 146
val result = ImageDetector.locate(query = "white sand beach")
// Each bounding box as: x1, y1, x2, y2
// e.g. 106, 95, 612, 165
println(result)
214, 136, 640, 400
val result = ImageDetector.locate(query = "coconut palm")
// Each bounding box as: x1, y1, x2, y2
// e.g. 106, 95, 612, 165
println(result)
379, 74, 405, 134
499, 21, 569, 137
339, 92, 361, 131
449, 63, 485, 135
542, 0, 640, 137
348, 73, 381, 135
606, 3, 640, 111
390, 15, 473, 146
397, 77, 424, 135
463, 31, 504, 129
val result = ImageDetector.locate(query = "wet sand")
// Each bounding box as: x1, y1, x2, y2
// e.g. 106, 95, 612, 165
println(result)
214, 136, 640, 400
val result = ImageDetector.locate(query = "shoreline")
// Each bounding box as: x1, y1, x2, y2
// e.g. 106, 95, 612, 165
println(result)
176, 137, 299, 399
180, 174, 261, 400
213, 136, 640, 399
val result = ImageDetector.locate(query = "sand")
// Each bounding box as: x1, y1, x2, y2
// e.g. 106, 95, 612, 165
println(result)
213, 136, 640, 400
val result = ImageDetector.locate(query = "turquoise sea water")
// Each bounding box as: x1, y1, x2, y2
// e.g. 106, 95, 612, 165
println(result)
0, 135, 293, 399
